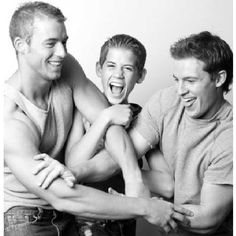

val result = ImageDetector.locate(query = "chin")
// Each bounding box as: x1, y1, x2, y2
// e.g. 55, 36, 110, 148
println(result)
50, 73, 61, 80
108, 97, 123, 105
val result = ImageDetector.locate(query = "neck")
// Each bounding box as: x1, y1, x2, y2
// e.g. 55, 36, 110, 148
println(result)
212, 93, 225, 115
14, 69, 52, 110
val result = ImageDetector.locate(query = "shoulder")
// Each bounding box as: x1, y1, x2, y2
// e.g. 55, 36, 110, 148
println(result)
143, 86, 181, 117
61, 53, 87, 88
4, 96, 40, 145
214, 123, 232, 152
149, 86, 178, 105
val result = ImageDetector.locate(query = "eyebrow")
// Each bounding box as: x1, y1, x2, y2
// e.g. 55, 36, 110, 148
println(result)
107, 61, 136, 67
44, 36, 69, 42
172, 74, 198, 80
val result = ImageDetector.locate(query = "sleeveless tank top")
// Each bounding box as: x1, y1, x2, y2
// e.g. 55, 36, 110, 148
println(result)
4, 80, 74, 212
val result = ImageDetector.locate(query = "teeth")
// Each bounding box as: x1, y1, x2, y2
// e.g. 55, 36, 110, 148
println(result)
49, 61, 62, 66
182, 98, 195, 106
110, 82, 123, 87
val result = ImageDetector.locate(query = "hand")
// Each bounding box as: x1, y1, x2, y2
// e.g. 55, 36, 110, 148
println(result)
144, 198, 179, 233
172, 204, 194, 227
32, 153, 76, 189
104, 104, 133, 128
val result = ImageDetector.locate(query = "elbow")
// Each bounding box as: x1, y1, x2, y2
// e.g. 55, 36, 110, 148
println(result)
188, 213, 227, 234
51, 197, 65, 212
44, 192, 66, 212
163, 184, 174, 199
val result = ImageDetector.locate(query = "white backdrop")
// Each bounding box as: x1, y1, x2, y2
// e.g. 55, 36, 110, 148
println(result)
1, 0, 233, 105
1, 1, 233, 235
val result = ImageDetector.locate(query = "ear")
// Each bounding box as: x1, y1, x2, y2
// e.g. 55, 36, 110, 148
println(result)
96, 62, 102, 78
215, 70, 227, 88
13, 37, 29, 54
137, 68, 147, 84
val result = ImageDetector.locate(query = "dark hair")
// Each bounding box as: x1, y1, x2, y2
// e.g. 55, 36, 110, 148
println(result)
9, 1, 66, 44
170, 31, 233, 93
99, 34, 146, 76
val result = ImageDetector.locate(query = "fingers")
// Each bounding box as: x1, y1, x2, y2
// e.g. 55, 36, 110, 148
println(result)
168, 218, 178, 232
33, 153, 49, 161
41, 169, 60, 189
41, 165, 63, 189
37, 164, 54, 188
62, 170, 76, 187
172, 212, 191, 227
32, 161, 49, 175
33, 154, 76, 188
32, 154, 50, 175
174, 205, 194, 216
163, 225, 171, 234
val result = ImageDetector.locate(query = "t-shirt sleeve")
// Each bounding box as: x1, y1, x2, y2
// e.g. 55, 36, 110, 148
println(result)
131, 92, 162, 148
204, 129, 233, 185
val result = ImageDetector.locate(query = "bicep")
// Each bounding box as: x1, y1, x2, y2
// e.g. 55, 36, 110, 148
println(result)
75, 78, 108, 123
146, 149, 170, 173
65, 110, 85, 157
63, 54, 109, 123
5, 120, 46, 194
4, 119, 64, 205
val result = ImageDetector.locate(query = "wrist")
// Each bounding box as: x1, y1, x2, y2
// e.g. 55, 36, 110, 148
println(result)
124, 171, 143, 184
100, 108, 112, 127
136, 198, 150, 218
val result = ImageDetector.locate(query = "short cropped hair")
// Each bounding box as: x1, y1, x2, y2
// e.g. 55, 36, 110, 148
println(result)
170, 31, 233, 93
9, 1, 66, 45
99, 34, 146, 76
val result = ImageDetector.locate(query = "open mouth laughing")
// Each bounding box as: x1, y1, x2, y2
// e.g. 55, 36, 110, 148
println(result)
181, 97, 196, 107
109, 81, 125, 97
48, 60, 63, 70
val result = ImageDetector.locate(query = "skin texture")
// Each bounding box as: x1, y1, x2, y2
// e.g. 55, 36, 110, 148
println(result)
172, 57, 226, 119
5, 15, 193, 233
36, 47, 174, 199
62, 57, 232, 234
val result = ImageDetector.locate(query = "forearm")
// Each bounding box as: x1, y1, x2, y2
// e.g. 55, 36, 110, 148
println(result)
70, 149, 120, 183
66, 112, 111, 167
178, 204, 231, 234
6, 151, 144, 220
49, 178, 147, 220
105, 125, 142, 182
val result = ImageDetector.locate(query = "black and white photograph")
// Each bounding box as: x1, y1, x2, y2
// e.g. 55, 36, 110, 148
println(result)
2, 1, 233, 235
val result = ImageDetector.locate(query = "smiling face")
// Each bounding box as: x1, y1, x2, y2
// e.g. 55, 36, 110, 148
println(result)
23, 16, 68, 82
97, 47, 145, 105
173, 57, 223, 119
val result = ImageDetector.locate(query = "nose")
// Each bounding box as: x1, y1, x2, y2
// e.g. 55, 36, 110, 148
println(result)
177, 80, 188, 96
55, 42, 67, 58
113, 67, 124, 78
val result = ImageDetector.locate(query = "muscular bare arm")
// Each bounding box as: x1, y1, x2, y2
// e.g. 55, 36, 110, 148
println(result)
143, 149, 174, 199
4, 106, 178, 225
63, 54, 148, 197
65, 105, 133, 168
177, 183, 232, 234
70, 128, 174, 199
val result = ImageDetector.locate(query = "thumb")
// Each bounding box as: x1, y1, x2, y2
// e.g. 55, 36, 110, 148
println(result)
108, 187, 124, 196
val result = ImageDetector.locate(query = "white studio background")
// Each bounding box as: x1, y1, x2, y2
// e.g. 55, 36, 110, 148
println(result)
0, 1, 233, 236
1, 0, 233, 105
